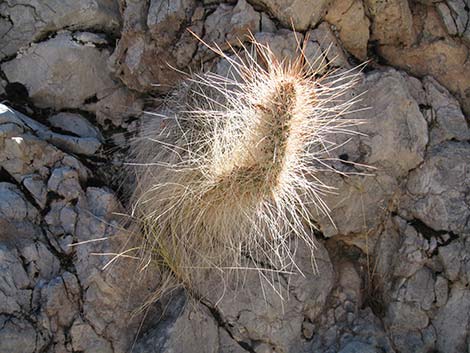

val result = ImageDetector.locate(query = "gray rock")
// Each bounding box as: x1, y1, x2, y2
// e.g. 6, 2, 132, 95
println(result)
72, 31, 110, 46
0, 0, 121, 60
86, 187, 122, 218
339, 341, 380, 353
70, 319, 114, 353
193, 241, 335, 352
0, 316, 39, 353
201, 0, 260, 56
2, 32, 115, 110
400, 267, 435, 311
48, 112, 103, 140
110, 0, 200, 93
434, 275, 448, 307
315, 69, 428, 239
134, 298, 219, 353
39, 272, 80, 332
2, 33, 139, 127
438, 241, 462, 281
44, 132, 102, 156
436, 0, 470, 43
386, 301, 429, 332
0, 182, 38, 221
47, 167, 82, 201
423, 76, 470, 145
254, 30, 302, 61
22, 174, 47, 209
404, 142, 470, 233
0, 245, 32, 315
250, 0, 332, 30
433, 284, 470, 353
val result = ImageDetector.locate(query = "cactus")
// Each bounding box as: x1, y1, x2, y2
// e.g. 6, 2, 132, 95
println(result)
128, 38, 362, 300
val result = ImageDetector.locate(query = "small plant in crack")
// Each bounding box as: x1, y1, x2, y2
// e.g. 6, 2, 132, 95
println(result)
125, 34, 366, 308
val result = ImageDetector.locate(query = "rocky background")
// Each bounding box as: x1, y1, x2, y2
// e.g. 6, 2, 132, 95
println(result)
1, 0, 470, 352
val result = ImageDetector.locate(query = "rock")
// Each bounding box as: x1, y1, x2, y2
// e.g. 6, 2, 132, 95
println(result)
193, 241, 335, 352
254, 30, 303, 61
48, 112, 103, 140
201, 0, 260, 57
433, 284, 470, 353
134, 296, 219, 353
250, 0, 332, 30
39, 272, 80, 332
386, 301, 429, 332
45, 200, 78, 236
44, 133, 102, 156
0, 316, 39, 353
260, 13, 277, 32
70, 319, 113, 353
378, 5, 470, 115
422, 77, 470, 146
0, 182, 38, 221
438, 241, 462, 281
339, 341, 380, 353
308, 22, 351, 69
434, 275, 448, 307
401, 267, 435, 311
47, 167, 82, 201
436, 0, 470, 42
86, 187, 122, 218
324, 0, 370, 59
0, 245, 32, 315
1, 32, 139, 127
22, 174, 48, 209
392, 220, 428, 278
365, 0, 414, 45
0, 0, 121, 60
110, 0, 200, 93
404, 142, 470, 234
315, 69, 428, 239
72, 31, 110, 46
2, 32, 114, 110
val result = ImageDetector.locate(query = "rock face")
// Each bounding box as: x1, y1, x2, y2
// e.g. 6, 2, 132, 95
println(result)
0, 0, 470, 352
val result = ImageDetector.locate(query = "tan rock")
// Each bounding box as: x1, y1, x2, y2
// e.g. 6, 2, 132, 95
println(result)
365, 0, 415, 45
378, 5, 470, 114
325, 0, 370, 59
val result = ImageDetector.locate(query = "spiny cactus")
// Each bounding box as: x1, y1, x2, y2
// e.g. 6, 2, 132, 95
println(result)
128, 37, 362, 301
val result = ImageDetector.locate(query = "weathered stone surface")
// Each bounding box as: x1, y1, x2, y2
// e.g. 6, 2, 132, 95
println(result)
325, 0, 370, 59
195, 241, 335, 352
308, 22, 351, 69
377, 4, 470, 114
0, 0, 121, 60
433, 284, 470, 353
2, 32, 113, 110
110, 0, 200, 93
436, 0, 470, 42
315, 69, 428, 239
49, 112, 103, 140
1, 32, 140, 127
134, 296, 219, 353
422, 77, 470, 146
365, 0, 414, 45
203, 0, 260, 51
251, 0, 332, 30
403, 142, 470, 233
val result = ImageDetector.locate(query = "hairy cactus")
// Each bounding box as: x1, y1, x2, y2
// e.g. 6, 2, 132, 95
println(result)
128, 38, 361, 301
